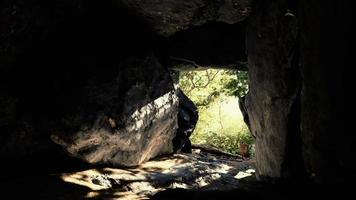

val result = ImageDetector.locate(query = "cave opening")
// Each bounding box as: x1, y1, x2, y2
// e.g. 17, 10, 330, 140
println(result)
175, 68, 255, 160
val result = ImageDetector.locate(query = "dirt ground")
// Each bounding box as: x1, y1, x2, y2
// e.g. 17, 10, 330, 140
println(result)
0, 149, 255, 200
59, 149, 255, 199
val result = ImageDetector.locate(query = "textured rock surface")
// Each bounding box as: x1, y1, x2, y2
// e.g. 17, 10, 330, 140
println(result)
119, 0, 251, 36
244, 0, 304, 179
52, 56, 178, 167
243, 0, 351, 182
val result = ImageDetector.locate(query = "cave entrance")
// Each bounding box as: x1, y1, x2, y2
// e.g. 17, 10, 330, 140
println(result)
177, 68, 255, 160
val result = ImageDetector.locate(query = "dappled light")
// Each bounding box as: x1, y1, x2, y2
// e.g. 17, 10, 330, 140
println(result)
58, 150, 255, 199
51, 89, 179, 167
234, 169, 256, 180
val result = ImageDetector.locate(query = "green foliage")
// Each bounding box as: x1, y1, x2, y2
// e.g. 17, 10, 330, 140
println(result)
179, 69, 254, 155
179, 69, 222, 106
222, 71, 249, 97
192, 126, 255, 155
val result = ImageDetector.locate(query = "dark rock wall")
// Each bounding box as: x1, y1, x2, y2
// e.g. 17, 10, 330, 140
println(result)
160, 21, 247, 68
299, 0, 352, 183
245, 0, 303, 179
245, 0, 351, 183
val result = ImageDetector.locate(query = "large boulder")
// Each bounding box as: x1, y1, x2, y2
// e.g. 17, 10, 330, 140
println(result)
51, 56, 179, 167
0, 0, 180, 167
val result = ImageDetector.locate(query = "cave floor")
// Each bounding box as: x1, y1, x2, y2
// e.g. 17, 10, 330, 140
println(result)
58, 149, 255, 199
0, 148, 255, 200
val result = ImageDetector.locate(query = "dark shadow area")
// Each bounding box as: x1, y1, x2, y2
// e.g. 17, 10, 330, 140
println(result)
2, 144, 90, 180
1, 0, 171, 172
1, 0, 159, 134
151, 182, 352, 200
0, 175, 91, 200
156, 21, 247, 67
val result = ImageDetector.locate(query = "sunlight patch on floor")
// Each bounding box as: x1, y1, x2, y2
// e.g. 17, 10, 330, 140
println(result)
234, 169, 256, 180
60, 152, 255, 199
61, 170, 108, 190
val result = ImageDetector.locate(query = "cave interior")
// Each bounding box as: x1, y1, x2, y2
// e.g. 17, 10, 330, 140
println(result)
0, 0, 352, 199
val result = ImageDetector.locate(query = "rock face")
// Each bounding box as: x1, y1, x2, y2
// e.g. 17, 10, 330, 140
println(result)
51, 56, 179, 166
243, 0, 351, 182
119, 0, 251, 36
245, 0, 304, 179
173, 89, 199, 153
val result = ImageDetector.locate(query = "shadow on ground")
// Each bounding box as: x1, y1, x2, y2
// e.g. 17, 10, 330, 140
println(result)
2, 148, 350, 200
